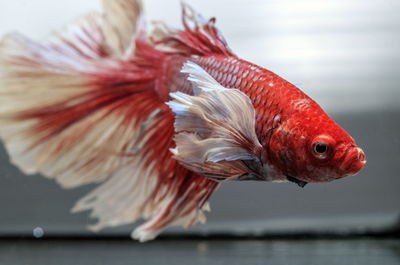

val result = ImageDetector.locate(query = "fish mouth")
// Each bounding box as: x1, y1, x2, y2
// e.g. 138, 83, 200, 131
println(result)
339, 147, 367, 176
286, 175, 308, 188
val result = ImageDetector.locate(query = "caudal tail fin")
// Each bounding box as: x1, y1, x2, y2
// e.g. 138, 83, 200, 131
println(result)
0, 0, 218, 241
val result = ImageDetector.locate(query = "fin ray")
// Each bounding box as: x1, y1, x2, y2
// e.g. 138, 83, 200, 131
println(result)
151, 3, 234, 56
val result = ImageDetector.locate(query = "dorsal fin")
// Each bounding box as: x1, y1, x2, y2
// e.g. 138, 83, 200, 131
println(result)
150, 3, 235, 57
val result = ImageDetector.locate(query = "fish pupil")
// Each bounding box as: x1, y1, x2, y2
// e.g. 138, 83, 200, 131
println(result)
315, 143, 327, 154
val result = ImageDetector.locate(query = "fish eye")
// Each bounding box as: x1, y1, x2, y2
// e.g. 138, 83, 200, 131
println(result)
311, 135, 335, 159
313, 142, 329, 158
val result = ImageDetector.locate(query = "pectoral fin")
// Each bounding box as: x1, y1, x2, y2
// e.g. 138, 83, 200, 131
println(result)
167, 61, 263, 181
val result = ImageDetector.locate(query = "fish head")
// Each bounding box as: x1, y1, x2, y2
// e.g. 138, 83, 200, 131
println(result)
268, 104, 366, 185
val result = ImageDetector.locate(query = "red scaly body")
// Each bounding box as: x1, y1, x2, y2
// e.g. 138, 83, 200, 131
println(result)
160, 54, 365, 184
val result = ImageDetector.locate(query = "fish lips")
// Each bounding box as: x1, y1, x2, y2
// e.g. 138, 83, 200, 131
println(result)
286, 175, 308, 188
339, 147, 367, 176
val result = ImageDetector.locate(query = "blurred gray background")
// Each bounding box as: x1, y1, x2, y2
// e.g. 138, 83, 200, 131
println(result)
0, 0, 399, 238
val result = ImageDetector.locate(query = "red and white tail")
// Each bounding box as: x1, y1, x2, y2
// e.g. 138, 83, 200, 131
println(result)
0, 0, 219, 241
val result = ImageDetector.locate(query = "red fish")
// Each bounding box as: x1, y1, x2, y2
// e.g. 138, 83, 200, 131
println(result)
0, 0, 366, 241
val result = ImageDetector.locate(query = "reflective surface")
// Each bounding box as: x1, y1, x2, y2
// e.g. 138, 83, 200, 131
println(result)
1, 238, 399, 265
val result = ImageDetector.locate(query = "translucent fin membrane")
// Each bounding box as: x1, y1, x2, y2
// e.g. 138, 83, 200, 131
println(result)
151, 3, 235, 56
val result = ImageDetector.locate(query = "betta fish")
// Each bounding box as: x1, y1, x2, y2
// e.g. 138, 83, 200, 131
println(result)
0, 0, 366, 241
